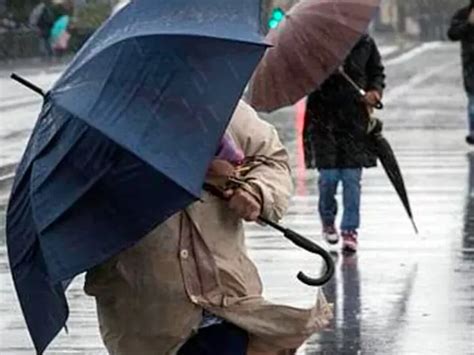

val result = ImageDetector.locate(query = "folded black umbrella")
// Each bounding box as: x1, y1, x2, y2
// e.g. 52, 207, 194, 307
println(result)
337, 70, 417, 234
367, 118, 418, 233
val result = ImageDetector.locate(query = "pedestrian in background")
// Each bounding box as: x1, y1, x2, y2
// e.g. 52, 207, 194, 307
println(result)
29, 1, 55, 57
448, 1, 474, 145
303, 34, 385, 253
49, 12, 70, 54
49, 0, 74, 56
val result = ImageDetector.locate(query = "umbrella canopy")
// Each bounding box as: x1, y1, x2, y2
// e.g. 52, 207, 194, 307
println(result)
247, 0, 380, 112
366, 119, 418, 233
6, 0, 266, 352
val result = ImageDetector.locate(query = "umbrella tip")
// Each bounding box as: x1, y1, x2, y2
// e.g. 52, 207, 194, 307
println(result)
10, 73, 46, 98
411, 219, 419, 235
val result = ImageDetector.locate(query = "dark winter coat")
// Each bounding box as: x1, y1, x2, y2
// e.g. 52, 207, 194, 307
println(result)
447, 5, 474, 94
31, 3, 56, 39
303, 35, 385, 170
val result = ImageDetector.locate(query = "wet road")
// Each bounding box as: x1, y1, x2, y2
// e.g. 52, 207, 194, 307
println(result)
1, 42, 474, 354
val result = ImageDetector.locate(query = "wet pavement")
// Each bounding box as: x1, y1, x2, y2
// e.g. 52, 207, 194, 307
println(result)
1, 42, 474, 354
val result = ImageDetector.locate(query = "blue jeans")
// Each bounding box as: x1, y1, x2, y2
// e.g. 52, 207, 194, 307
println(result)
468, 93, 474, 134
318, 168, 362, 231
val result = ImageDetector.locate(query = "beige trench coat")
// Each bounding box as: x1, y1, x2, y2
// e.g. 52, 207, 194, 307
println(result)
84, 101, 332, 355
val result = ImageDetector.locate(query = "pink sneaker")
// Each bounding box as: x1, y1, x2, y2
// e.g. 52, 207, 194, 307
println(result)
322, 225, 339, 244
342, 230, 358, 253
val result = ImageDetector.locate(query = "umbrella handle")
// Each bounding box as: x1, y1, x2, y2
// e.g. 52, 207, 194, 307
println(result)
360, 89, 384, 110
258, 216, 335, 286
373, 100, 384, 110
203, 183, 335, 286
10, 73, 46, 98
338, 67, 383, 110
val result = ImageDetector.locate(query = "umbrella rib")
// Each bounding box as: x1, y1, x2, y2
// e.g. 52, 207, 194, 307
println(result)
58, 33, 267, 85
80, 44, 125, 118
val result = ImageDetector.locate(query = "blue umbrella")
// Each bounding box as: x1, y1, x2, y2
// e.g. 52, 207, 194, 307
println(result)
6, 0, 266, 353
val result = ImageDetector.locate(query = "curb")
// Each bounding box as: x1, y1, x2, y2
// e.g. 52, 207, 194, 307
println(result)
0, 164, 17, 189
0, 56, 72, 78
0, 163, 17, 178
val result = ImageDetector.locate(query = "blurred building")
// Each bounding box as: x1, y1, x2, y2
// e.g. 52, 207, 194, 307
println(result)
375, 0, 467, 41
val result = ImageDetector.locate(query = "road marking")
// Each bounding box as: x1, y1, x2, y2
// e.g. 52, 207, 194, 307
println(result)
384, 60, 458, 105
0, 173, 14, 184
385, 42, 446, 67
0, 98, 41, 113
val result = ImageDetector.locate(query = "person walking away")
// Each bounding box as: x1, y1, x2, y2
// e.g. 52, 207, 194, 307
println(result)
303, 34, 385, 253
49, 1, 74, 56
49, 13, 70, 54
448, 1, 474, 145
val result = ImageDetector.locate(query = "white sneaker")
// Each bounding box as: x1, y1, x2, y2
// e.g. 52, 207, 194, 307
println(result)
322, 225, 339, 244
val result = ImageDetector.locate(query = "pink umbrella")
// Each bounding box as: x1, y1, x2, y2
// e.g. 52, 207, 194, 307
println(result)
248, 0, 381, 112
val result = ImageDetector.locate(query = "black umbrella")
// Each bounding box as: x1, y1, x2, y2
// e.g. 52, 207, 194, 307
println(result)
367, 119, 418, 234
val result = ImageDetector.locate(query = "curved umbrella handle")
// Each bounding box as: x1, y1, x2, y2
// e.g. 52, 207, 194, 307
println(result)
260, 217, 335, 286
338, 67, 384, 110
373, 100, 384, 110
203, 183, 335, 286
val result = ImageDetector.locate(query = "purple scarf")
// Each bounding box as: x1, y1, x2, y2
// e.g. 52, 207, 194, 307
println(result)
215, 134, 244, 164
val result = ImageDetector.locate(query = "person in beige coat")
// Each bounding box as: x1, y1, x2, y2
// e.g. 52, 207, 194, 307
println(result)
84, 100, 332, 355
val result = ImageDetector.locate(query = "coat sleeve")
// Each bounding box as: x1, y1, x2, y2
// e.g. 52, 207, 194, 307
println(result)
229, 102, 293, 222
448, 8, 472, 41
365, 38, 386, 95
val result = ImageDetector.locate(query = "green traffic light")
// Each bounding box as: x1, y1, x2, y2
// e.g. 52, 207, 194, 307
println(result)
273, 8, 285, 21
268, 19, 279, 29
268, 7, 285, 29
